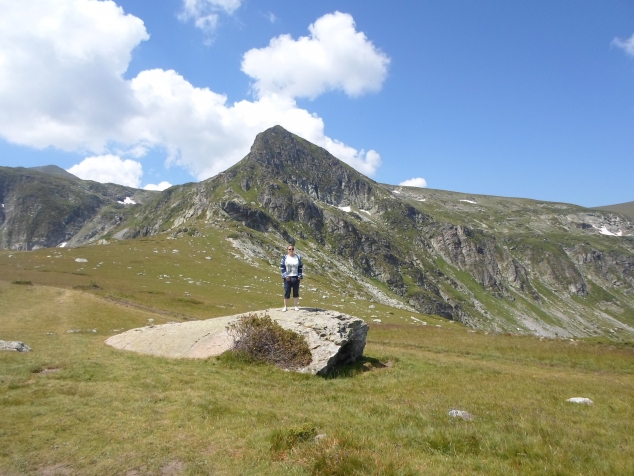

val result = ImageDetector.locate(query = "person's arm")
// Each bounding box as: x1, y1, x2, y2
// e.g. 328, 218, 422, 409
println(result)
298, 255, 303, 279
280, 255, 287, 279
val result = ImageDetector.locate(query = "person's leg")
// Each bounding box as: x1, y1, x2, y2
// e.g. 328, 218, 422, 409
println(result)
283, 280, 291, 310
293, 280, 300, 310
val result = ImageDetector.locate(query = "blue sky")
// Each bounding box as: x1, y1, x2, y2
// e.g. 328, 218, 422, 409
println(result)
0, 0, 633, 206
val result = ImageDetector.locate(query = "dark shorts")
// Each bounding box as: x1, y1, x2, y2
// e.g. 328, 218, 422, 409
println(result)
283, 277, 300, 299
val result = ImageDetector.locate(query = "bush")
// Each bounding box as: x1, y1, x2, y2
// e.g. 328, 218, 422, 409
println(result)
226, 313, 312, 370
11, 280, 32, 285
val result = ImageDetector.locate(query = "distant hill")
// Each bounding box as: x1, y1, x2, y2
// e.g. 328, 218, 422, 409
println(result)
28, 165, 79, 180
0, 166, 157, 250
595, 201, 634, 220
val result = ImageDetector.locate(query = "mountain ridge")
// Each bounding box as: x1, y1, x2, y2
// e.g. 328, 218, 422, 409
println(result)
1, 126, 633, 338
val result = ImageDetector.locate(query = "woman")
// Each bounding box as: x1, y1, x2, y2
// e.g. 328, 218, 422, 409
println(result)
280, 244, 303, 311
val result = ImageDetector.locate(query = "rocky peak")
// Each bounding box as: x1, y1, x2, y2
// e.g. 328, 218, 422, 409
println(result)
240, 125, 382, 210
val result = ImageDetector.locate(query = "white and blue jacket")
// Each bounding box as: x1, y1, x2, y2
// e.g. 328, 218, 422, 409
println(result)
280, 254, 303, 280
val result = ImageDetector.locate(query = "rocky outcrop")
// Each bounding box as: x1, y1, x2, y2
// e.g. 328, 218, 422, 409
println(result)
105, 308, 369, 375
0, 340, 32, 352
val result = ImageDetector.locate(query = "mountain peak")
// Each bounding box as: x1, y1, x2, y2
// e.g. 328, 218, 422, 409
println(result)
237, 125, 381, 209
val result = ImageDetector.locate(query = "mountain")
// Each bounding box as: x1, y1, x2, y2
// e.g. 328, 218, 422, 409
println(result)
114, 125, 634, 337
0, 165, 157, 250
2, 127, 633, 338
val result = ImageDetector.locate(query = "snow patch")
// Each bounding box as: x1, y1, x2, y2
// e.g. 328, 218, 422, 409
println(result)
359, 209, 371, 215
392, 190, 401, 194
595, 226, 624, 236
58, 242, 67, 248
117, 197, 136, 205
417, 199, 426, 202
460, 199, 477, 204
338, 206, 352, 213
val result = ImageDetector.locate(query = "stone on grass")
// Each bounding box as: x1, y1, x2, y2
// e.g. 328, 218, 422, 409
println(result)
105, 308, 369, 376
566, 397, 594, 405
75, 258, 88, 263
0, 340, 32, 352
448, 409, 473, 421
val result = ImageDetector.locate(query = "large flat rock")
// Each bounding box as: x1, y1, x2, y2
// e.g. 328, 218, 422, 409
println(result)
105, 308, 369, 375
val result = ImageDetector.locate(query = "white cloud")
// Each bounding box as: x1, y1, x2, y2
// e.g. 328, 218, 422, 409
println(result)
178, 0, 241, 38
242, 11, 390, 99
144, 181, 173, 191
0, 0, 148, 152
0, 2, 386, 181
613, 33, 634, 57
399, 177, 428, 188
67, 155, 143, 187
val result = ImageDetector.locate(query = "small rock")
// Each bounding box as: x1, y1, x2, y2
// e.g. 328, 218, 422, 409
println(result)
314, 434, 327, 442
75, 258, 88, 263
205, 256, 212, 260
369, 305, 376, 309
566, 397, 594, 405
448, 409, 473, 421
0, 340, 32, 352
372, 319, 381, 323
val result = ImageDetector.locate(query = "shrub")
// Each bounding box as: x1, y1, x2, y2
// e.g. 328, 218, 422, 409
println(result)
11, 280, 32, 285
226, 313, 312, 370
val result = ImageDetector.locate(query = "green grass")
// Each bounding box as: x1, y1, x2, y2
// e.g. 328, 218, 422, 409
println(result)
0, 237, 633, 475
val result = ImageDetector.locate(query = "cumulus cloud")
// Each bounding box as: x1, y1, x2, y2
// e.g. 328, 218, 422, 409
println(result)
67, 155, 143, 187
0, 0, 148, 152
399, 177, 428, 188
0, 1, 388, 180
242, 11, 390, 99
178, 0, 241, 38
613, 33, 634, 57
144, 181, 173, 191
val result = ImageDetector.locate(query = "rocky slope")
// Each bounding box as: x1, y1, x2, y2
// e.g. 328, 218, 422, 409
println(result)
0, 165, 157, 250
2, 128, 634, 338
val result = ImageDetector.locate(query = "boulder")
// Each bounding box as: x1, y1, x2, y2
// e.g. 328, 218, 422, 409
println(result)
448, 409, 474, 421
566, 397, 594, 405
105, 308, 369, 375
0, 340, 32, 352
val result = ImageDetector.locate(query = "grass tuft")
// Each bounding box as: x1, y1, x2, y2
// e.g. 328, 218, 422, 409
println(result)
11, 280, 32, 285
270, 424, 317, 453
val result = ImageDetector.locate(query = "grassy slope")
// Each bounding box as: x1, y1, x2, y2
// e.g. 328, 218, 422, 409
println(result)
1, 235, 633, 475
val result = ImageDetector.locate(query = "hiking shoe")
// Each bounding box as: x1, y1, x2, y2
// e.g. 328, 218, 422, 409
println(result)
282, 307, 287, 312
294, 306, 299, 311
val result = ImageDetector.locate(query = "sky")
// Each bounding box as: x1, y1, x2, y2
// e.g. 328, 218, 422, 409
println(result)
0, 0, 633, 206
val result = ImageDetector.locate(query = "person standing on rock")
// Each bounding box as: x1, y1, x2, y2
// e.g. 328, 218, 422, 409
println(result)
280, 244, 303, 311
